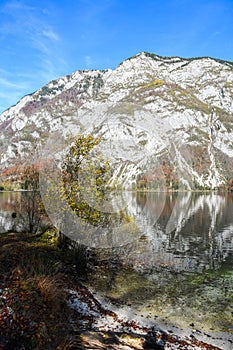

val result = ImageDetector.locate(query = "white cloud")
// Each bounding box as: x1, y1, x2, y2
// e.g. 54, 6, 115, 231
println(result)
0, 77, 24, 89
1, 0, 35, 13
42, 29, 60, 42
0, 1, 62, 65
0, 1, 68, 112
85, 55, 93, 67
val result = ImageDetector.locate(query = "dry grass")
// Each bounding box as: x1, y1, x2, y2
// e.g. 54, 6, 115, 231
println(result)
0, 231, 71, 349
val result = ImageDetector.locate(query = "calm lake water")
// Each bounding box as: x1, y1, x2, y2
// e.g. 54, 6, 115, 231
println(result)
84, 191, 233, 338
1, 191, 233, 337
0, 191, 22, 232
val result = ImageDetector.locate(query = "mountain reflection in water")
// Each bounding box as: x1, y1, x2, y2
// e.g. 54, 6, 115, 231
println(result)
1, 191, 233, 335
126, 191, 233, 272
0, 191, 21, 233
1, 191, 233, 273
85, 191, 233, 336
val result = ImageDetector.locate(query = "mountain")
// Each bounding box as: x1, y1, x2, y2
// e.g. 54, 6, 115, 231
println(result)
0, 52, 233, 190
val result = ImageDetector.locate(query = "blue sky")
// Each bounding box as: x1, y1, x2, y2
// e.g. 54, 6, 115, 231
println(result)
0, 0, 233, 114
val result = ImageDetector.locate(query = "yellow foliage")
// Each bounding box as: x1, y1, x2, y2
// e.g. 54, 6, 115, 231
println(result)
142, 79, 165, 89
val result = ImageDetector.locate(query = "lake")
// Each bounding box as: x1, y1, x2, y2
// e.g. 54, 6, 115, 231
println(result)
0, 191, 22, 233
1, 190, 233, 339
83, 191, 233, 340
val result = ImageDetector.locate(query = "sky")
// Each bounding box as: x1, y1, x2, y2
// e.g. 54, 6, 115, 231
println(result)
0, 0, 233, 114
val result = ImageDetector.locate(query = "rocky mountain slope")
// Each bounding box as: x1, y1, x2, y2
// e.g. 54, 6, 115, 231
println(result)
0, 52, 233, 190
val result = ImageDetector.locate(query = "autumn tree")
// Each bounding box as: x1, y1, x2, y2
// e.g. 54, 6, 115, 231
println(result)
41, 133, 133, 251
61, 134, 112, 227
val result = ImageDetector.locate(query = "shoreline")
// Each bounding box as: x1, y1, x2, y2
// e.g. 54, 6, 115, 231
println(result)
68, 284, 233, 350
1, 231, 233, 349
0, 188, 232, 194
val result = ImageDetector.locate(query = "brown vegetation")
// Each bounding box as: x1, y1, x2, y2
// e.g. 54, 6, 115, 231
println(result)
0, 231, 225, 350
